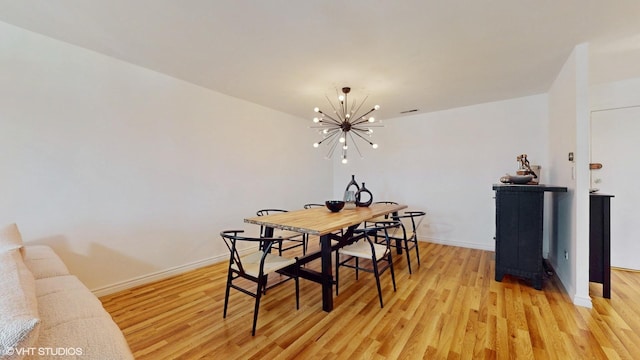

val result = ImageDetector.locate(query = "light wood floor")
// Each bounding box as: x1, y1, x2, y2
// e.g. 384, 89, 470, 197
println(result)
100, 241, 640, 359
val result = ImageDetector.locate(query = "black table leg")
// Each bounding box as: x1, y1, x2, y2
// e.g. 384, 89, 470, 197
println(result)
392, 211, 403, 255
319, 233, 333, 312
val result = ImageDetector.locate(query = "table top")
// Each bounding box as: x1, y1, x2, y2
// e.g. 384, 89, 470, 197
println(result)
244, 203, 408, 236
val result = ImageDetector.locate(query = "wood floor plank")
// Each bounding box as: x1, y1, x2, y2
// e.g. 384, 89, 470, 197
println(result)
100, 242, 640, 359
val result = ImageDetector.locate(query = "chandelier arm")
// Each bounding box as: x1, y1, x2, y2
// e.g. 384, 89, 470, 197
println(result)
342, 131, 350, 160
351, 95, 368, 120
325, 94, 341, 118
321, 118, 343, 126
325, 131, 342, 158
328, 92, 347, 121
348, 131, 365, 158
316, 110, 343, 125
348, 98, 358, 119
351, 119, 372, 127
324, 127, 342, 136
317, 128, 341, 145
351, 108, 377, 126
311, 124, 343, 129
352, 123, 384, 128
350, 128, 376, 146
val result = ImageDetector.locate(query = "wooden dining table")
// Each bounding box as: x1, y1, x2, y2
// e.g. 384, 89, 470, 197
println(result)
244, 202, 407, 312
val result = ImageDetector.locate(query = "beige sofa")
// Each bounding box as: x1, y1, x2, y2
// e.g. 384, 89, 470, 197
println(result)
0, 224, 133, 360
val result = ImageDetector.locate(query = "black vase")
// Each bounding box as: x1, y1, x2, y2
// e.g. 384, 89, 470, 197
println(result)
344, 175, 360, 193
343, 175, 360, 208
355, 182, 373, 207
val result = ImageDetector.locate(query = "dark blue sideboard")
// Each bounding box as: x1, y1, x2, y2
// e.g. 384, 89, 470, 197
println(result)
493, 184, 567, 290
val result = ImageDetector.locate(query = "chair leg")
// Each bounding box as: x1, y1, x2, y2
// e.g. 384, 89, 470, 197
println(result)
252, 278, 265, 336
295, 266, 300, 310
263, 274, 269, 295
414, 236, 421, 266
372, 256, 384, 308
405, 238, 413, 274
335, 251, 340, 296
389, 252, 397, 292
223, 272, 232, 318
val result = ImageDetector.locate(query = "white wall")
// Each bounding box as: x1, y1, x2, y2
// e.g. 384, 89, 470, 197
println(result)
590, 76, 640, 270
331, 94, 549, 251
547, 44, 591, 307
591, 77, 640, 110
0, 21, 332, 294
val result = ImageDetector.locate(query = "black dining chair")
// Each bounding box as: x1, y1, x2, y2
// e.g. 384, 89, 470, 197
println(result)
389, 211, 426, 274
303, 203, 324, 209
256, 209, 307, 255
365, 201, 400, 225
335, 221, 399, 308
221, 230, 299, 336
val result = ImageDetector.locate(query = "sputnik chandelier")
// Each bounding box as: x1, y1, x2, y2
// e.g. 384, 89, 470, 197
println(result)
312, 87, 382, 164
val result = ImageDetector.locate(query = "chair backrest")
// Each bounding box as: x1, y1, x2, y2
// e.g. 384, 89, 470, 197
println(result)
373, 201, 400, 220
220, 230, 278, 276
256, 209, 288, 237
358, 220, 403, 248
374, 201, 399, 205
256, 209, 288, 216
304, 203, 324, 209
392, 211, 426, 236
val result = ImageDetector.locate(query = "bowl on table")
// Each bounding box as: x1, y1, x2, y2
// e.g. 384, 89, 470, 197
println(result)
325, 200, 345, 212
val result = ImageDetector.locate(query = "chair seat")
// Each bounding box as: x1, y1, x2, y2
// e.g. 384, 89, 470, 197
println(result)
367, 215, 388, 222
232, 251, 296, 277
339, 241, 387, 261
389, 230, 415, 240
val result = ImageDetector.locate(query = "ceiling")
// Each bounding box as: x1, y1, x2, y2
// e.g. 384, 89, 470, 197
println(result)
2, 0, 640, 121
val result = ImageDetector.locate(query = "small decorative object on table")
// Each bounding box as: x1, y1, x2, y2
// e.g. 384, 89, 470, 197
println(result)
325, 200, 345, 212
499, 154, 540, 185
355, 182, 373, 207
516, 154, 539, 183
343, 175, 360, 209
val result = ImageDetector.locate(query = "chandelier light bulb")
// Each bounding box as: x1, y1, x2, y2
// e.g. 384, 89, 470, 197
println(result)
342, 158, 348, 164
323, 129, 329, 134
372, 143, 378, 149
339, 137, 345, 143
339, 95, 345, 101
314, 107, 320, 113
368, 128, 373, 134
368, 117, 375, 122
374, 105, 380, 110
313, 142, 319, 148
343, 145, 348, 150
313, 117, 320, 123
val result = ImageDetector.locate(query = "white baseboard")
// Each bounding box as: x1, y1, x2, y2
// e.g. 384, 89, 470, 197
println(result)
91, 254, 227, 297
93, 241, 494, 297
421, 237, 495, 252
573, 294, 593, 308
